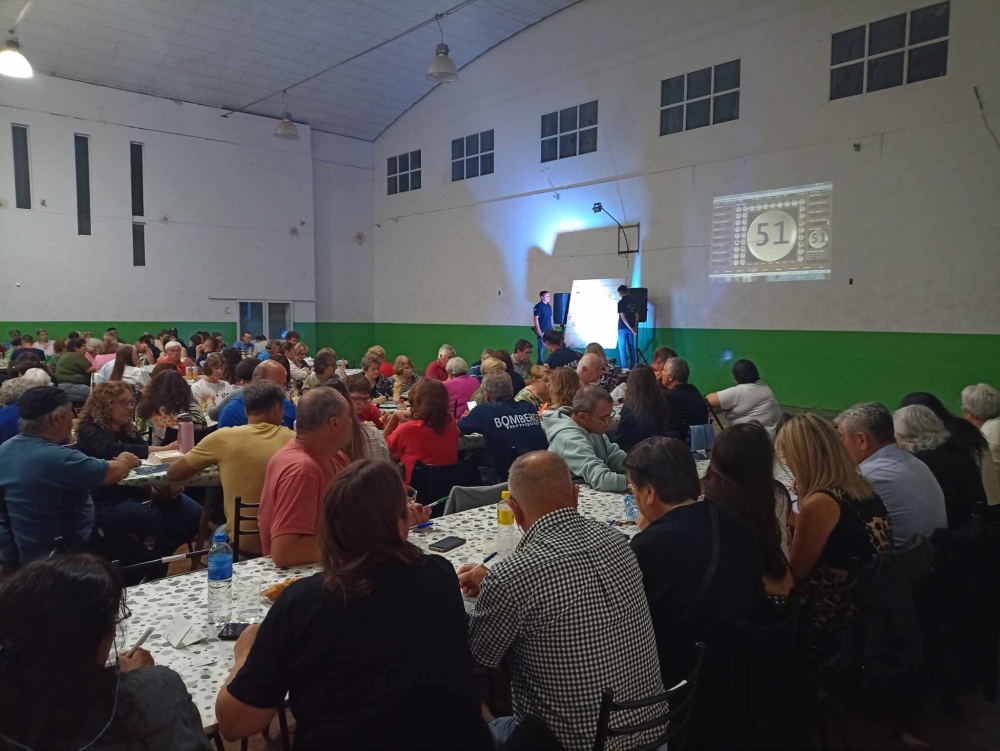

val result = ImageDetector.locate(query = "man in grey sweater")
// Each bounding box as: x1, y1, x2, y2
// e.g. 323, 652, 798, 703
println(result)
542, 386, 627, 492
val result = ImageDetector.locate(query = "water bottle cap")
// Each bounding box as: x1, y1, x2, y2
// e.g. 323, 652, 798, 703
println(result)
501, 490, 510, 500
212, 530, 228, 542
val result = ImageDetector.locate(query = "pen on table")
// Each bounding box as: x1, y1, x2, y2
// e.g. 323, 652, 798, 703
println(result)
410, 521, 434, 530
126, 626, 154, 657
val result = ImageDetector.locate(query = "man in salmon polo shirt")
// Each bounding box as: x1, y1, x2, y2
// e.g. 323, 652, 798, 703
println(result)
257, 386, 354, 568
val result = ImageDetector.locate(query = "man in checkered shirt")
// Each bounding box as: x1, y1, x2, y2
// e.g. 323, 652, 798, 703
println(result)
458, 452, 664, 751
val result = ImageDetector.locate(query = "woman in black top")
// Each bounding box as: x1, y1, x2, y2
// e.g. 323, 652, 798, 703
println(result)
610, 365, 671, 450
217, 460, 492, 751
77, 381, 201, 558
894, 404, 987, 528
0, 555, 209, 751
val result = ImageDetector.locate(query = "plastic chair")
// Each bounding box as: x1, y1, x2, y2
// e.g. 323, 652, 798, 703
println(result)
444, 482, 507, 515
593, 642, 706, 751
410, 458, 482, 518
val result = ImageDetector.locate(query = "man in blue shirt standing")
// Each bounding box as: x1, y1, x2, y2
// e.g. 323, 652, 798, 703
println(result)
532, 291, 553, 365
616, 285, 638, 370
0, 388, 140, 565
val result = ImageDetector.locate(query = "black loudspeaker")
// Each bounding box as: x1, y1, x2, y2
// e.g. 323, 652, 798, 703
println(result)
629, 287, 648, 323
553, 293, 571, 326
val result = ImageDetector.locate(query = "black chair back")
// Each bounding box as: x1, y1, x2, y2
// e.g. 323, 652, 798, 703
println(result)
593, 642, 705, 751
0, 486, 19, 573
410, 458, 482, 518
232, 495, 261, 562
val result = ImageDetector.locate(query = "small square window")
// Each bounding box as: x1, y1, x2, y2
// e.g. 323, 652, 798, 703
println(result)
480, 152, 494, 175
830, 61, 865, 99
398, 153, 409, 172
541, 112, 558, 138
907, 40, 948, 83
659, 105, 684, 136
465, 157, 479, 178
909, 2, 949, 45
832, 25, 866, 65
541, 137, 558, 162
714, 60, 740, 93
559, 106, 578, 134
452, 138, 464, 160
687, 68, 711, 99
398, 172, 409, 192
867, 51, 904, 92
559, 131, 578, 159
465, 134, 479, 156
452, 160, 464, 181
869, 14, 906, 55
410, 150, 421, 169
685, 98, 711, 130
388, 176, 398, 194
481, 129, 494, 152
661, 75, 685, 107
387, 156, 398, 175
579, 100, 598, 128
578, 127, 597, 154
410, 170, 421, 190
713, 91, 740, 124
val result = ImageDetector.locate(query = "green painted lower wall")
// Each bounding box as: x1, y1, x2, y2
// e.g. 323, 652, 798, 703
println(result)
5, 319, 996, 412
1, 321, 237, 346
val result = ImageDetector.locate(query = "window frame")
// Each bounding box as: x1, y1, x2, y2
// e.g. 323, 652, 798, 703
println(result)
540, 100, 598, 163
451, 129, 495, 182
829, 1, 950, 101
659, 59, 741, 137
387, 149, 422, 196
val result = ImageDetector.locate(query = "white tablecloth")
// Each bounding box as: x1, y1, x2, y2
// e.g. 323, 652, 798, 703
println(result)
124, 459, 793, 730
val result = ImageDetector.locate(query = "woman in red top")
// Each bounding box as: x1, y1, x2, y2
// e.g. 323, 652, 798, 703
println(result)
383, 379, 459, 484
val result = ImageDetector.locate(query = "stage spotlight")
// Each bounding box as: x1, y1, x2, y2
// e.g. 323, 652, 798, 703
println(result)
592, 202, 602, 213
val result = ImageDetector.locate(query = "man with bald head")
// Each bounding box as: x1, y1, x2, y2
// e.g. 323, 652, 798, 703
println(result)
458, 452, 664, 750
218, 359, 296, 429
576, 353, 603, 387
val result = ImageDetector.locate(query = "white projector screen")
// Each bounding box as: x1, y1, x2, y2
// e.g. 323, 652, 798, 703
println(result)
564, 277, 626, 349
710, 182, 833, 282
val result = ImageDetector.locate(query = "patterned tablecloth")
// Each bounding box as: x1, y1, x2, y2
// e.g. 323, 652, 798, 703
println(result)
124, 459, 793, 730
120, 465, 222, 488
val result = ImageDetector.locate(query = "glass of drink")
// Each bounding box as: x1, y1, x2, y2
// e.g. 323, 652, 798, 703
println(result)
235, 575, 263, 623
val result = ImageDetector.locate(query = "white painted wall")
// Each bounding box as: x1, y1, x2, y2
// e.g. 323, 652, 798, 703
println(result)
312, 131, 375, 323
373, 0, 1000, 335
0, 75, 317, 325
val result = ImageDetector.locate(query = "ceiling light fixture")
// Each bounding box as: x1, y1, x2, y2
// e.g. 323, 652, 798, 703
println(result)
0, 36, 32, 78
426, 14, 458, 83
274, 90, 299, 140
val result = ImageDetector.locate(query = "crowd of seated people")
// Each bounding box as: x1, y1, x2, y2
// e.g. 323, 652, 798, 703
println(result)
2, 322, 999, 751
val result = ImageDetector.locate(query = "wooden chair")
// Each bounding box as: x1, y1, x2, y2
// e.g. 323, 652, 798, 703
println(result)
593, 643, 706, 751
232, 495, 260, 562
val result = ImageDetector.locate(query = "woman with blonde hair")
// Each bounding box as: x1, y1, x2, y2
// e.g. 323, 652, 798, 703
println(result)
367, 345, 395, 379
375, 355, 420, 401
775, 414, 891, 642
468, 357, 507, 404
544, 367, 581, 412
515, 365, 550, 410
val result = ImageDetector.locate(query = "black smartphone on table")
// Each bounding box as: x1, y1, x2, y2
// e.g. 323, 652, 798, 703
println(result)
429, 536, 466, 552
218, 623, 251, 640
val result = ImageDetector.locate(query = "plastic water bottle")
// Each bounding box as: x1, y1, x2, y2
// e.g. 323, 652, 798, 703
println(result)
497, 491, 519, 558
207, 530, 233, 626
623, 494, 639, 523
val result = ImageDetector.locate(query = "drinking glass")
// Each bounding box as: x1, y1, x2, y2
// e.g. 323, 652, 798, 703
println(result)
235, 575, 263, 623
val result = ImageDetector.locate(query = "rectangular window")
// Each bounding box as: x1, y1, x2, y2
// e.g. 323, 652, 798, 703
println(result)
11, 124, 31, 209
130, 142, 144, 217
132, 223, 145, 266
540, 100, 598, 162
659, 60, 740, 137
830, 2, 949, 100
75, 135, 91, 235
387, 149, 421, 195
451, 129, 494, 181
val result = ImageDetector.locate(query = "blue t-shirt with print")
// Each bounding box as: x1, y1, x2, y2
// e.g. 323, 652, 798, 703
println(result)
458, 399, 548, 480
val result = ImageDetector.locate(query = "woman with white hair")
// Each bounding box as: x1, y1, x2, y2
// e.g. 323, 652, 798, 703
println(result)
20, 368, 54, 388
443, 356, 479, 418
0, 377, 41, 445
894, 404, 987, 529
962, 383, 1000, 485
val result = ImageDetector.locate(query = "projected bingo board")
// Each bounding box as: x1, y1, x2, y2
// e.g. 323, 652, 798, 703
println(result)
710, 182, 833, 282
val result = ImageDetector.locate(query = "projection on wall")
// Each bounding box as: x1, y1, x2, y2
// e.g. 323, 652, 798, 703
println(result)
710, 182, 833, 282
564, 278, 626, 350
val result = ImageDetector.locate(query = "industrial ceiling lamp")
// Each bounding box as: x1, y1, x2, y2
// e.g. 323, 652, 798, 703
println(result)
426, 14, 458, 83
274, 90, 299, 140
0, 36, 33, 78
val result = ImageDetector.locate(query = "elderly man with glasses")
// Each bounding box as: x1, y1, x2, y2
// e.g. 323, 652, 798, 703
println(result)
541, 385, 627, 492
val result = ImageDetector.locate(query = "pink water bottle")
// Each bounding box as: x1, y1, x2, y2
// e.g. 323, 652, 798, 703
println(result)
177, 413, 195, 453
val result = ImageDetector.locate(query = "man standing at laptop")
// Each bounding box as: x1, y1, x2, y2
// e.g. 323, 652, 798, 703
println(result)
532, 291, 553, 365
617, 285, 638, 370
